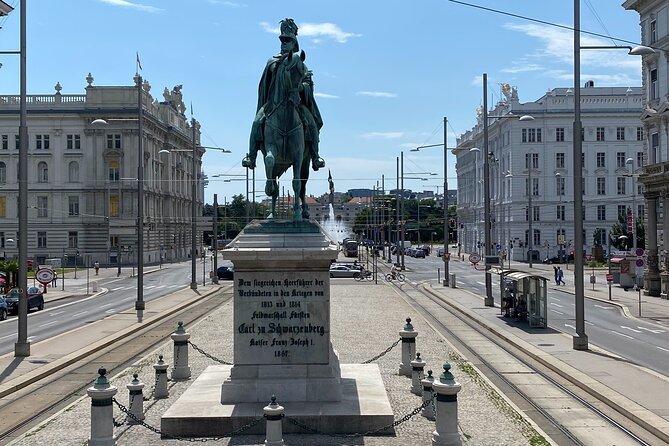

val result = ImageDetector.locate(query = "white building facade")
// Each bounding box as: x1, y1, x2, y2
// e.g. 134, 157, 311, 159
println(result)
455, 84, 643, 264
624, 0, 669, 297
0, 75, 203, 266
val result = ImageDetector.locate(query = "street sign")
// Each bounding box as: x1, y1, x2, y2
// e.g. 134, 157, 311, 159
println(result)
485, 255, 500, 265
606, 274, 613, 283
635, 247, 645, 257
590, 275, 596, 284
636, 258, 644, 268
469, 253, 481, 264
36, 268, 55, 285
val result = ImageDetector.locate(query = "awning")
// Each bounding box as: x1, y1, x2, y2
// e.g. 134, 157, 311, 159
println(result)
610, 257, 625, 263
505, 272, 548, 282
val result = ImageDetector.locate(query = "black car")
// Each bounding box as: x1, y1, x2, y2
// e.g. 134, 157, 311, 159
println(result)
0, 296, 7, 320
542, 254, 568, 264
217, 265, 234, 280
4, 287, 44, 314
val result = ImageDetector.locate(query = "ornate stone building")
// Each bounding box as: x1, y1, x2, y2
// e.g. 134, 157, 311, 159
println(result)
624, 0, 669, 297
0, 74, 203, 266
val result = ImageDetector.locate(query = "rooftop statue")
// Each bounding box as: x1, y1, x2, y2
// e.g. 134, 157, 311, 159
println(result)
243, 18, 325, 220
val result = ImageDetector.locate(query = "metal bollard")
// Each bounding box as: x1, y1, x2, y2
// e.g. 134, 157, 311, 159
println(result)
171, 321, 191, 380
410, 352, 426, 396
450, 273, 456, 288
263, 395, 285, 446
153, 355, 169, 399
422, 369, 436, 420
432, 362, 462, 446
87, 368, 118, 446
399, 318, 417, 377
126, 373, 145, 424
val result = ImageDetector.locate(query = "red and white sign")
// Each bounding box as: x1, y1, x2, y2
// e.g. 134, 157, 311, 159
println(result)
469, 253, 481, 264
35, 268, 55, 285
606, 274, 613, 283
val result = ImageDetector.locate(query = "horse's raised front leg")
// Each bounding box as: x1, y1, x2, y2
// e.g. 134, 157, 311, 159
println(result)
292, 164, 302, 221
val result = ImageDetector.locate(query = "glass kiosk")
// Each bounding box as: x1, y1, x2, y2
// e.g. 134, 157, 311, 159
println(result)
501, 271, 547, 328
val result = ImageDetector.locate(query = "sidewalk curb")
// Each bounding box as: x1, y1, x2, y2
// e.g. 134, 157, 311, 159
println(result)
0, 286, 224, 400
423, 284, 669, 444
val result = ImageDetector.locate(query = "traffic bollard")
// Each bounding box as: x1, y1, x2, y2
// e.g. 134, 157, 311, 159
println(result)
126, 373, 145, 424
171, 321, 191, 380
432, 362, 462, 446
399, 318, 417, 377
153, 355, 169, 399
421, 370, 436, 420
410, 352, 426, 396
263, 395, 285, 446
87, 368, 117, 446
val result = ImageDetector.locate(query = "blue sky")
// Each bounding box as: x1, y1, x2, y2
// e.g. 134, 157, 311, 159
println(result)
0, 0, 644, 205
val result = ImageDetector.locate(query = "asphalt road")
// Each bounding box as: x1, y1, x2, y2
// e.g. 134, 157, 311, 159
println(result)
0, 264, 224, 356
396, 252, 669, 376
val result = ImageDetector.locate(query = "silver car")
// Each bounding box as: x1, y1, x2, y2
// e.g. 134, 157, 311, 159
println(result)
329, 264, 360, 278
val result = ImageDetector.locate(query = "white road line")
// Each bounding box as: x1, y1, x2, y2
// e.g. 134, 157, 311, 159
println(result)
585, 321, 594, 326
72, 311, 88, 317
27, 336, 34, 342
476, 281, 486, 286
105, 309, 116, 314
145, 285, 156, 289
111, 287, 124, 291
49, 311, 65, 316
550, 302, 564, 308
611, 330, 634, 340
550, 310, 565, 315
657, 346, 669, 353
620, 325, 642, 333
0, 334, 14, 341
565, 324, 576, 330
99, 303, 114, 309
39, 321, 59, 328
594, 304, 613, 310
638, 326, 666, 334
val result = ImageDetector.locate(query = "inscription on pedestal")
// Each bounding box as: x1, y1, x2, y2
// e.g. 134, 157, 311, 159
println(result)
234, 271, 329, 365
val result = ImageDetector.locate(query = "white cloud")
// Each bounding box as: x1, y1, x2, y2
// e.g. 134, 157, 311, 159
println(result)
207, 0, 245, 6
260, 21, 360, 44
361, 132, 404, 139
98, 0, 163, 13
501, 61, 544, 74
314, 92, 339, 99
356, 91, 397, 98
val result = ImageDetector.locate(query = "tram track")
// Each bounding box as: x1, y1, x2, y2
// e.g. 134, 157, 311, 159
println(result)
391, 279, 664, 446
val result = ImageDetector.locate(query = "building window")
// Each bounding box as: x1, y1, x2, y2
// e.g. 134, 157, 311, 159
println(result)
521, 128, 542, 143
1, 135, 7, 150
596, 152, 605, 168
0, 162, 5, 184
651, 133, 659, 163
555, 127, 564, 142
596, 177, 606, 195
596, 127, 605, 141
617, 177, 626, 195
582, 205, 586, 221
637, 151, 643, 168
616, 152, 626, 168
37, 231, 47, 249
37, 196, 48, 217
110, 235, 119, 248
525, 153, 539, 169
533, 206, 540, 221
68, 231, 78, 248
108, 160, 120, 182
68, 196, 79, 216
594, 228, 607, 245
638, 204, 645, 219
651, 68, 658, 100
37, 161, 48, 183
637, 127, 644, 141
0, 197, 5, 218
14, 135, 19, 150
618, 205, 627, 218
616, 127, 625, 141
35, 134, 50, 150
597, 205, 606, 221
557, 205, 565, 221
650, 19, 657, 43
556, 176, 565, 195
107, 134, 121, 149
556, 152, 565, 169
68, 161, 79, 183
66, 134, 81, 150
582, 177, 586, 195
110, 194, 119, 217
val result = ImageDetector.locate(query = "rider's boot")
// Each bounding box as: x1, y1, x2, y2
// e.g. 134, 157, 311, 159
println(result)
242, 151, 257, 169
310, 142, 325, 171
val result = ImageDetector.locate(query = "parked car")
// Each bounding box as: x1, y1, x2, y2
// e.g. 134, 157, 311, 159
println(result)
0, 296, 7, 320
216, 265, 235, 280
542, 254, 567, 264
418, 245, 431, 256
413, 248, 426, 258
4, 287, 44, 314
436, 247, 445, 257
329, 264, 360, 278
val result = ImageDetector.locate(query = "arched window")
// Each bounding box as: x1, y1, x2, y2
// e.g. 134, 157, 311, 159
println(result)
0, 162, 6, 184
38, 161, 48, 183
68, 161, 79, 183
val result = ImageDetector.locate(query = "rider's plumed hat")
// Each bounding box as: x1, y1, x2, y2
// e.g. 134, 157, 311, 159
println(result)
279, 18, 299, 52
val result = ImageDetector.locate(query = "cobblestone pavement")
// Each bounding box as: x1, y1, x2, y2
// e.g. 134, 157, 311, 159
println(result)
9, 281, 552, 446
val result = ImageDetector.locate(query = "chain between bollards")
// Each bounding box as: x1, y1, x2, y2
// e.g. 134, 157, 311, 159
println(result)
112, 398, 263, 440
188, 340, 233, 365
362, 337, 401, 364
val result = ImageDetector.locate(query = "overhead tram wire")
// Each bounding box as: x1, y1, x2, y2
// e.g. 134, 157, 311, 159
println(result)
584, 0, 617, 46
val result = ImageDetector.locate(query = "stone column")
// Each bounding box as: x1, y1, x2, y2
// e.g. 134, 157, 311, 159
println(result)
171, 321, 191, 380
645, 195, 661, 296
87, 368, 117, 446
662, 196, 669, 297
410, 352, 426, 396
126, 373, 145, 424
399, 318, 417, 377
153, 355, 169, 399
432, 363, 462, 446
263, 395, 285, 446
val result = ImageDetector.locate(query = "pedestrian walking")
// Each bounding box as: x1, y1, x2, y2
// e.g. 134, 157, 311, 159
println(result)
553, 266, 559, 285
94, 261, 100, 275
557, 267, 565, 286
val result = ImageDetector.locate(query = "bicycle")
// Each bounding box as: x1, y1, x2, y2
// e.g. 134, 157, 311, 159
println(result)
354, 270, 374, 281
385, 271, 405, 282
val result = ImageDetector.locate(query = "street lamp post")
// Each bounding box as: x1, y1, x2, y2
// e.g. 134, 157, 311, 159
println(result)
556, 172, 565, 265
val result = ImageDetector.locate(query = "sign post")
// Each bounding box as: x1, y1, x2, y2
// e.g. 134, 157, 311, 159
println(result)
606, 274, 613, 301
35, 268, 55, 294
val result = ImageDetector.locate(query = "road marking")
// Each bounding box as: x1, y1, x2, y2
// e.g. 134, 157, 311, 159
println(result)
0, 334, 14, 341
594, 304, 613, 310
611, 330, 634, 340
565, 324, 576, 330
105, 309, 116, 314
638, 326, 666, 334
145, 285, 156, 289
620, 325, 642, 333
657, 346, 669, 353
585, 321, 594, 326
111, 287, 124, 291
476, 281, 486, 286
39, 321, 59, 328
72, 311, 88, 317
99, 303, 114, 309
550, 302, 564, 308
27, 336, 34, 342
550, 310, 565, 315
49, 311, 65, 316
